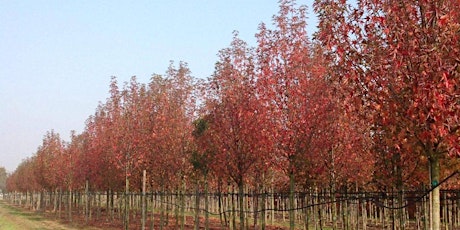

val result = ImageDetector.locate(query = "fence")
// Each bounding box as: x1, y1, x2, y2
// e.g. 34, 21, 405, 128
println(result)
5, 188, 460, 229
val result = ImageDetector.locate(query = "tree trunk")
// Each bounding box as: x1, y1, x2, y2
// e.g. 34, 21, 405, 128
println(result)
85, 180, 89, 224
142, 170, 146, 230
58, 188, 62, 219
181, 179, 186, 230
39, 190, 44, 212
331, 181, 337, 230
175, 188, 180, 229
261, 189, 266, 230
289, 171, 295, 230
430, 155, 440, 230
204, 174, 209, 230
195, 181, 201, 230
150, 192, 155, 230
304, 191, 309, 230
231, 186, 236, 230
160, 188, 165, 230
218, 183, 225, 227
97, 192, 101, 220
53, 188, 58, 213
124, 175, 129, 230
238, 181, 245, 230
68, 187, 72, 222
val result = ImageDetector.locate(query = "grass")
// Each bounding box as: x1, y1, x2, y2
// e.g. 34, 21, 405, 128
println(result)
0, 201, 73, 230
0, 218, 17, 230
2, 203, 45, 220
0, 202, 42, 229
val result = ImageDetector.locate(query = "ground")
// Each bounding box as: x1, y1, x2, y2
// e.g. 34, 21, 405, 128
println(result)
0, 200, 100, 230
0, 200, 284, 230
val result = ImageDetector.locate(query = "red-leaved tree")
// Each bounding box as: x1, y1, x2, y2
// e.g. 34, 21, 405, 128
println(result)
206, 32, 270, 230
256, 1, 337, 228
314, 0, 460, 228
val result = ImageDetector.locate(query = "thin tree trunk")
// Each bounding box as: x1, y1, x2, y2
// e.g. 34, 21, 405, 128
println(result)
231, 186, 236, 230
68, 187, 72, 222
331, 181, 337, 230
39, 190, 44, 212
142, 170, 146, 230
53, 188, 58, 213
289, 171, 295, 230
58, 188, 62, 219
97, 192, 101, 220
181, 179, 186, 230
124, 175, 130, 230
261, 189, 266, 230
430, 155, 440, 230
218, 183, 225, 227
85, 180, 89, 224
195, 180, 201, 230
204, 174, 209, 230
253, 189, 259, 229
160, 188, 165, 230
304, 191, 309, 230
238, 182, 245, 230
150, 192, 155, 230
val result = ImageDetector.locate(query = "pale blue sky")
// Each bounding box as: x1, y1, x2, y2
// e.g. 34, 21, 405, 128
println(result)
0, 0, 317, 172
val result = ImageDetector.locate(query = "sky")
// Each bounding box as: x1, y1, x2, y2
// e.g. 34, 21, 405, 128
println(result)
0, 0, 318, 173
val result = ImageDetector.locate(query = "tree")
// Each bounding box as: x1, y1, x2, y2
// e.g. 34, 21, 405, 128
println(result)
314, 0, 460, 228
190, 117, 213, 230
34, 130, 65, 192
6, 157, 40, 194
144, 62, 197, 190
256, 1, 335, 228
0, 166, 7, 193
81, 77, 125, 192
206, 32, 269, 230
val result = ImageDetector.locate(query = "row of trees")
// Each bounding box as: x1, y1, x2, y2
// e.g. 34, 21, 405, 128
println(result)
6, 0, 460, 229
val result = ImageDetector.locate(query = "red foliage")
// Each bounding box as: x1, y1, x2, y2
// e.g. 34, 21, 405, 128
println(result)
314, 0, 460, 188
34, 130, 65, 191
204, 32, 269, 186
